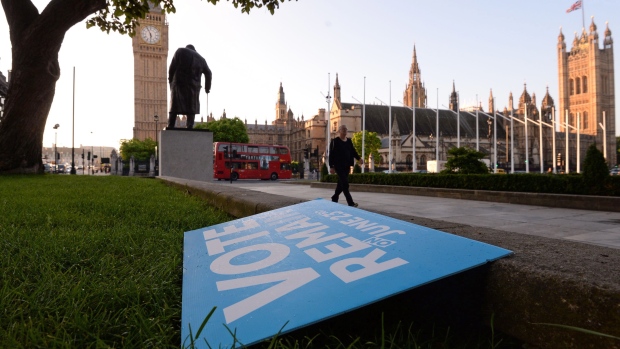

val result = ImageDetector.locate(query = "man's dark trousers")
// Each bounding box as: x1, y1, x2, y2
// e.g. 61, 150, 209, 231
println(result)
332, 165, 354, 206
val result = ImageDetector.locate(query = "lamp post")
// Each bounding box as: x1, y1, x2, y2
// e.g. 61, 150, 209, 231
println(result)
154, 114, 159, 142
154, 114, 159, 175
90, 131, 94, 175
375, 93, 392, 173
351, 77, 367, 172
324, 73, 332, 169
352, 94, 366, 172
598, 111, 607, 161
53, 124, 60, 172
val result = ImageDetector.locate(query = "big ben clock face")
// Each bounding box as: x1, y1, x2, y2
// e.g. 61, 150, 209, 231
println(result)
141, 25, 160, 44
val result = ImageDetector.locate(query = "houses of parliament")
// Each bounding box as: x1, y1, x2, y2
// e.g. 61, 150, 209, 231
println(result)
133, 7, 616, 171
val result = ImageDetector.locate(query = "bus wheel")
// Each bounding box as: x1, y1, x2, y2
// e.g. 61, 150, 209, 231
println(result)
270, 173, 278, 180
231, 172, 239, 181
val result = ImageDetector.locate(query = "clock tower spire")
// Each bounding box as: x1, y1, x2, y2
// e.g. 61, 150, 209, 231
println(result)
132, 4, 169, 141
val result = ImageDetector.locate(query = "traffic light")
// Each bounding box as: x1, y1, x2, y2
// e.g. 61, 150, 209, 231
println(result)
87, 151, 91, 160
81, 153, 84, 159
56, 152, 60, 160
314, 146, 319, 157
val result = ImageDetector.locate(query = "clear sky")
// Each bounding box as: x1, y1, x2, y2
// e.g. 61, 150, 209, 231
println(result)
1, 0, 619, 149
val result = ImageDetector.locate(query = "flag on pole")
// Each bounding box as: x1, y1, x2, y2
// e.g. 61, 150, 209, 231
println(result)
566, 0, 582, 13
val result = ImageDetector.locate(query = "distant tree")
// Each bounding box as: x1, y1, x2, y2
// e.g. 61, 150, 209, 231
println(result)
443, 146, 488, 174
291, 160, 299, 174
320, 162, 328, 181
195, 117, 249, 143
351, 130, 381, 165
616, 136, 620, 157
119, 138, 156, 161
583, 143, 608, 190
0, 0, 296, 174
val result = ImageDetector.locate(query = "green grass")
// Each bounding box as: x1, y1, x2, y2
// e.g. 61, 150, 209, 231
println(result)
0, 175, 522, 349
0, 175, 231, 348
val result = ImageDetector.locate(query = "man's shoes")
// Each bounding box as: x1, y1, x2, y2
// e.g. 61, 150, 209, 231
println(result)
350, 202, 358, 207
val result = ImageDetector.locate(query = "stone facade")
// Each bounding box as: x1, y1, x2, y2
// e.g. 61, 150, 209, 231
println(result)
558, 18, 616, 165
245, 83, 329, 169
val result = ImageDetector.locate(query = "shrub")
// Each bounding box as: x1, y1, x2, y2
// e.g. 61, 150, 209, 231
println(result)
443, 147, 489, 174
583, 143, 609, 194
321, 163, 329, 181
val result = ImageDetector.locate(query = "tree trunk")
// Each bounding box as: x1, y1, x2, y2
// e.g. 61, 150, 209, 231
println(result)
0, 0, 105, 173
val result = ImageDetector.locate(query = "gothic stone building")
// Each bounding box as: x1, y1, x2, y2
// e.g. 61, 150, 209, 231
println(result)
246, 21, 616, 172
245, 83, 329, 170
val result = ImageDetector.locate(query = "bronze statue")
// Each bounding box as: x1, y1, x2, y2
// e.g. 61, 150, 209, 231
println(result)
167, 45, 212, 129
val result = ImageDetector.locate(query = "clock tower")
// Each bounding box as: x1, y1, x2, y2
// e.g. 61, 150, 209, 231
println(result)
132, 5, 169, 141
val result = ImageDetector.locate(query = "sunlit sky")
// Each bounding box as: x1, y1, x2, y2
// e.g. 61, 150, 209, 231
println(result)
1, 0, 619, 149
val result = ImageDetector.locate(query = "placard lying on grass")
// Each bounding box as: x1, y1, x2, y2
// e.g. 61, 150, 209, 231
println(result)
181, 199, 512, 348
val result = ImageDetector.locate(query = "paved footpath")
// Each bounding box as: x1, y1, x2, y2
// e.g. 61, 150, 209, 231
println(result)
217, 180, 620, 250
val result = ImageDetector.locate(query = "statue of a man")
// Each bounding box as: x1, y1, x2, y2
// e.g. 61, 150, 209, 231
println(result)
167, 44, 212, 129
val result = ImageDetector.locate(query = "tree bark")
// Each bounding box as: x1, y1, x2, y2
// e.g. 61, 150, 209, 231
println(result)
0, 0, 105, 173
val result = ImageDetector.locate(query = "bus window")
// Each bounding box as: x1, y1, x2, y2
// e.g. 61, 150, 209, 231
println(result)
248, 146, 258, 153
269, 147, 277, 154
226, 162, 242, 169
278, 147, 289, 154
246, 162, 258, 170
259, 146, 269, 154
281, 163, 291, 171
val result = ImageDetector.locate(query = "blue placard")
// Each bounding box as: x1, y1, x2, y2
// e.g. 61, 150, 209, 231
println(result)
181, 199, 512, 348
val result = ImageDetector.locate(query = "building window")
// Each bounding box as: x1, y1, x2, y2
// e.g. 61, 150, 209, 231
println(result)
583, 111, 588, 129
569, 113, 574, 127
333, 122, 337, 132
569, 79, 574, 95
575, 77, 581, 94
582, 76, 588, 93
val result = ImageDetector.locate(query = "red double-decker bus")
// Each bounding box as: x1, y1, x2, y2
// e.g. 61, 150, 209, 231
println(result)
213, 142, 292, 180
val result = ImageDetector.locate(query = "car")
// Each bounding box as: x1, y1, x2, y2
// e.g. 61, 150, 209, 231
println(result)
494, 169, 506, 174
382, 170, 399, 174
413, 170, 428, 173
610, 168, 620, 176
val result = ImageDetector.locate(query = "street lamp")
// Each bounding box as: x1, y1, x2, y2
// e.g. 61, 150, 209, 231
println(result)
154, 114, 159, 175
53, 124, 60, 172
352, 94, 366, 173
90, 131, 94, 175
375, 86, 393, 173
154, 114, 159, 142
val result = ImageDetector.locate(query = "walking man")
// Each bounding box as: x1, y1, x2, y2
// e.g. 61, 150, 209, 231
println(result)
329, 124, 363, 207
167, 44, 212, 129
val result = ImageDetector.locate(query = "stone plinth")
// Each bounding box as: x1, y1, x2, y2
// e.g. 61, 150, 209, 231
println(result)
159, 129, 213, 182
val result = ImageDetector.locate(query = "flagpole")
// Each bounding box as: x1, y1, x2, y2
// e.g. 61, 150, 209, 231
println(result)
581, 0, 585, 29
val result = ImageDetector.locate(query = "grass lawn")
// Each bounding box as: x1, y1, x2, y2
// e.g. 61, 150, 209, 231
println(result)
0, 175, 521, 349
0, 175, 231, 348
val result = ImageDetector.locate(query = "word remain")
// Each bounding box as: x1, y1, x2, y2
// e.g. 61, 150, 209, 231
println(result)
201, 211, 409, 324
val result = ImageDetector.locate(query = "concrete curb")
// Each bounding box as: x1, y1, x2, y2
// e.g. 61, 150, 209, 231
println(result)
160, 177, 620, 349
311, 182, 620, 212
